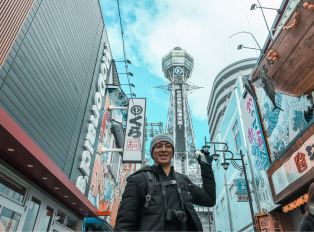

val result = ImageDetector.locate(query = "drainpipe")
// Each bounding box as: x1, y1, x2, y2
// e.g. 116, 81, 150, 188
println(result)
218, 132, 233, 232
234, 83, 261, 213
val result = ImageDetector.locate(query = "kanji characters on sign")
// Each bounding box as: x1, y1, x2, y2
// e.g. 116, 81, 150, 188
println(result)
126, 139, 141, 151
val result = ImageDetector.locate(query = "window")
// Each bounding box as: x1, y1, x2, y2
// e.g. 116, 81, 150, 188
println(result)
56, 210, 66, 225
22, 197, 41, 232
221, 197, 225, 210
0, 207, 21, 232
229, 184, 236, 198
66, 217, 77, 230
215, 206, 219, 216
232, 120, 242, 151
40, 206, 54, 232
0, 171, 27, 203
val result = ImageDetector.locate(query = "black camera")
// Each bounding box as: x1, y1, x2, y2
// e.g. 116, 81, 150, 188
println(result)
165, 209, 187, 223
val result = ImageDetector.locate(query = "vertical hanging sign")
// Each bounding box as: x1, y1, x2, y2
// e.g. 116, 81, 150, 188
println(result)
123, 98, 146, 163
175, 88, 186, 152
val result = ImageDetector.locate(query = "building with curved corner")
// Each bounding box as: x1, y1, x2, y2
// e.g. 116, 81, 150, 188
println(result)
207, 57, 258, 140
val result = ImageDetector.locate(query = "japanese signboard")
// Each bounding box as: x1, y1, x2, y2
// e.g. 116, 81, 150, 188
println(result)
258, 213, 283, 232
123, 98, 146, 163
234, 178, 247, 194
271, 134, 314, 195
175, 88, 186, 152
237, 194, 249, 202
294, 152, 307, 173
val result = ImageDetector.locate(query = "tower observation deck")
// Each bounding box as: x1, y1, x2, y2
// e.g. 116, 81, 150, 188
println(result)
156, 47, 201, 183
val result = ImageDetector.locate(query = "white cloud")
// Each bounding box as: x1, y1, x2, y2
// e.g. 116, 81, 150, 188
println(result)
148, 88, 169, 108
103, 0, 282, 121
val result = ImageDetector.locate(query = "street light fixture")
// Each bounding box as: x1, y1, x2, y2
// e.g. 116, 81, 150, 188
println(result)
221, 162, 230, 170
237, 44, 260, 51
127, 93, 136, 97
121, 83, 135, 87
202, 145, 210, 153
230, 32, 263, 53
250, 3, 281, 13
204, 138, 257, 232
118, 72, 133, 76
114, 59, 132, 64
250, 0, 275, 41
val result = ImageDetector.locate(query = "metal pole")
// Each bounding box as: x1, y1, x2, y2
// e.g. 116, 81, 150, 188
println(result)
208, 208, 211, 232
256, 0, 274, 41
240, 150, 257, 232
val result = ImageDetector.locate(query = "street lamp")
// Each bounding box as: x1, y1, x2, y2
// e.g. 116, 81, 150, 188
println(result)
118, 72, 133, 76
114, 59, 132, 64
121, 83, 135, 87
250, 3, 281, 13
230, 32, 263, 53
237, 44, 261, 51
202, 145, 210, 153
204, 139, 257, 232
250, 0, 275, 41
127, 93, 136, 97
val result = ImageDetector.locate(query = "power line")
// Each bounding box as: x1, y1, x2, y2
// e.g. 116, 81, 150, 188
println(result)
116, 0, 134, 104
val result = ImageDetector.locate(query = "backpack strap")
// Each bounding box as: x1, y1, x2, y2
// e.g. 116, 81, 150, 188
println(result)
175, 173, 189, 190
140, 171, 156, 209
174, 173, 187, 212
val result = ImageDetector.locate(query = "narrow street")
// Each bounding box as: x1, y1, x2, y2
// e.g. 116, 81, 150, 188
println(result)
0, 0, 314, 231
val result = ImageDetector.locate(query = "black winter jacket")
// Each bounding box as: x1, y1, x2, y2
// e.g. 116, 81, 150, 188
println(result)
299, 213, 314, 232
114, 163, 216, 231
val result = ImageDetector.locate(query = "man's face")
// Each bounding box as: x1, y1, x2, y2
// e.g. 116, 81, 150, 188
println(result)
152, 141, 173, 166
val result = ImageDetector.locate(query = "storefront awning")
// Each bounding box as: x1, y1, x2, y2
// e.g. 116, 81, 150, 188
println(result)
0, 107, 98, 218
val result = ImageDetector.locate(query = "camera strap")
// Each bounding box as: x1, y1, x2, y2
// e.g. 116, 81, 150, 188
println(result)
157, 172, 187, 213
158, 172, 168, 210
174, 173, 186, 213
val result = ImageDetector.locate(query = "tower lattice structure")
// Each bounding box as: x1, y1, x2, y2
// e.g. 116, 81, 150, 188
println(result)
156, 47, 201, 183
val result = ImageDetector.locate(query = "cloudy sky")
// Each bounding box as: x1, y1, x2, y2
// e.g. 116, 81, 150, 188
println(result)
100, 0, 282, 154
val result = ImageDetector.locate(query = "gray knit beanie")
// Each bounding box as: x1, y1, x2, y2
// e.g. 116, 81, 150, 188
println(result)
150, 133, 174, 156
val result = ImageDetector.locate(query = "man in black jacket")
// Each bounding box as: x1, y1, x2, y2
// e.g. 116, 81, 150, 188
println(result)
114, 133, 216, 231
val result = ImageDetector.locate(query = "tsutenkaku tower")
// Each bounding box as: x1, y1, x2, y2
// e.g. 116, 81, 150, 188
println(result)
156, 47, 201, 183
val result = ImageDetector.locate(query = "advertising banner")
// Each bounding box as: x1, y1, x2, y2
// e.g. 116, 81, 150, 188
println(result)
123, 98, 146, 163
258, 91, 311, 161
271, 133, 314, 195
241, 95, 276, 211
234, 178, 247, 194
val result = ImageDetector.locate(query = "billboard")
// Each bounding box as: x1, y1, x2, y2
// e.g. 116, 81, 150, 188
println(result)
123, 98, 146, 163
241, 96, 276, 212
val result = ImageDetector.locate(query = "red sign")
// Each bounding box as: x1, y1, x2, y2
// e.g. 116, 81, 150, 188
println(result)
294, 152, 307, 173
126, 139, 141, 151
237, 194, 249, 202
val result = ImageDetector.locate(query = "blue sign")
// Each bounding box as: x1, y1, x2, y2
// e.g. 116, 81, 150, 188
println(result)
234, 178, 247, 194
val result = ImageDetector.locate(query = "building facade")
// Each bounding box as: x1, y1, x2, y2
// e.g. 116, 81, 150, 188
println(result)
210, 75, 260, 232
0, 1, 141, 231
207, 58, 258, 140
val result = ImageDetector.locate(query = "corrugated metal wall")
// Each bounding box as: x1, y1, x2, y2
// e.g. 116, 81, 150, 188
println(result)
0, 0, 104, 178
0, 0, 35, 69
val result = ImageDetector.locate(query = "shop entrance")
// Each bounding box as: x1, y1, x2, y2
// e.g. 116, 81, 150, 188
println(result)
0, 166, 80, 232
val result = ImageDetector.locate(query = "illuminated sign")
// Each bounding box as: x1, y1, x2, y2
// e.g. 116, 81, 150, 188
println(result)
76, 44, 110, 194
123, 98, 146, 163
